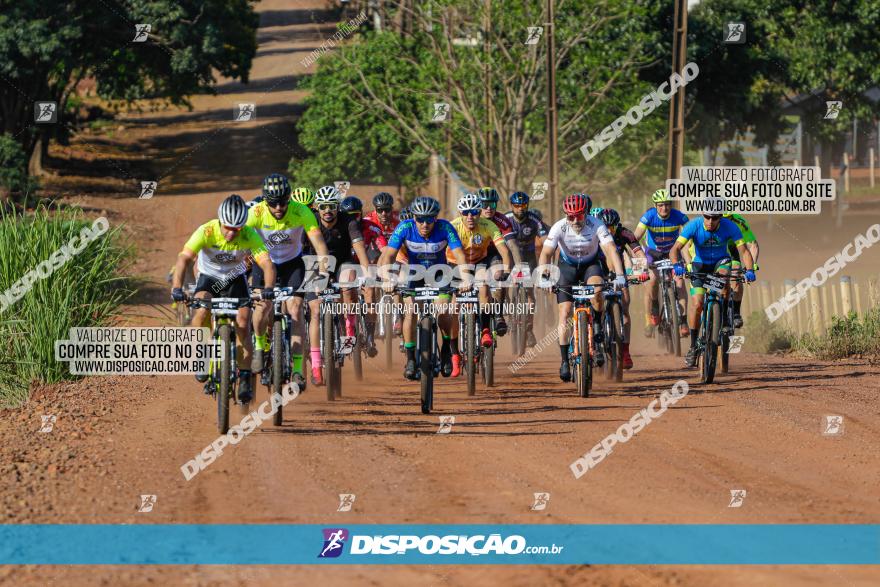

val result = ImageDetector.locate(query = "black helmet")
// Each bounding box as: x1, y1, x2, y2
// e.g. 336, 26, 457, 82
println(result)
340, 196, 363, 214
372, 192, 394, 210
478, 187, 499, 206
262, 173, 291, 205
600, 208, 620, 227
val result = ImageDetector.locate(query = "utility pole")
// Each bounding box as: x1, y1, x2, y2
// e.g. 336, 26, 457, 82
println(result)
484, 0, 492, 186
546, 0, 559, 214
667, 0, 688, 179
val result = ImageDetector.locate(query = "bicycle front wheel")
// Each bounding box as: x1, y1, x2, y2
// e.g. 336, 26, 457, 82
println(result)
700, 301, 721, 384
576, 311, 590, 398
217, 324, 232, 434
271, 318, 283, 426
323, 310, 338, 401
666, 282, 682, 357
465, 312, 476, 396
419, 315, 434, 414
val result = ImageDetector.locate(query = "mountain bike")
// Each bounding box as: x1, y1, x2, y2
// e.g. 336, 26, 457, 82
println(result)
720, 268, 747, 374
654, 258, 684, 357
685, 268, 737, 384
456, 288, 491, 396
398, 285, 455, 414
262, 286, 296, 426
553, 284, 605, 398
600, 275, 647, 382
509, 270, 531, 357
318, 283, 356, 401
376, 291, 398, 371
187, 294, 255, 433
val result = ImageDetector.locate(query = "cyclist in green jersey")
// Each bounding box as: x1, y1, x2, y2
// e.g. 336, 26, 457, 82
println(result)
248, 174, 330, 389
723, 213, 760, 327
170, 194, 276, 403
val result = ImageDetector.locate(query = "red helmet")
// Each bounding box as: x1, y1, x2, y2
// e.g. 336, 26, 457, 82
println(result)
563, 193, 591, 216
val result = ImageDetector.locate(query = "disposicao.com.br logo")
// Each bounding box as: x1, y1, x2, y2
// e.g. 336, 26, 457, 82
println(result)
318, 529, 563, 558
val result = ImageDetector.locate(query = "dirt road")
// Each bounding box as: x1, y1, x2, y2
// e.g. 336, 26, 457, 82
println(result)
2, 1, 879, 585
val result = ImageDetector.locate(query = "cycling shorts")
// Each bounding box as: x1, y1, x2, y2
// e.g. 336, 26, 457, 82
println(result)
251, 255, 306, 297
644, 248, 670, 268
556, 258, 604, 304
195, 273, 249, 299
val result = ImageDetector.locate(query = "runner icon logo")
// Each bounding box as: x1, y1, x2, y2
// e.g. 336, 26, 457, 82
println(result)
728, 335, 745, 353
39, 414, 56, 433
530, 493, 550, 511
35, 102, 57, 123
437, 415, 455, 434
138, 494, 157, 512
432, 102, 450, 122
235, 103, 256, 122
133, 24, 151, 42
728, 489, 746, 508
824, 101, 842, 120
724, 22, 746, 44
337, 494, 356, 512
525, 27, 543, 45
319, 528, 349, 558
822, 415, 844, 436
140, 181, 157, 199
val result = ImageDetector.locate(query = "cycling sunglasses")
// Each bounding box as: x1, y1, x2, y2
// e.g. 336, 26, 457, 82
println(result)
703, 214, 722, 220
375, 207, 393, 214
461, 209, 481, 217
415, 216, 436, 224
318, 203, 338, 212
267, 200, 288, 209
481, 202, 497, 210
222, 225, 243, 232
566, 213, 585, 222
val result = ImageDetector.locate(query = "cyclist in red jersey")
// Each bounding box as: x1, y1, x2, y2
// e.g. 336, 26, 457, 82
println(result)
477, 187, 524, 337
340, 196, 388, 356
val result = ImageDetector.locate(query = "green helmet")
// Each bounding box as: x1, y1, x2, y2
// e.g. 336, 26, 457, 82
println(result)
292, 187, 314, 206
589, 207, 604, 218
651, 188, 671, 204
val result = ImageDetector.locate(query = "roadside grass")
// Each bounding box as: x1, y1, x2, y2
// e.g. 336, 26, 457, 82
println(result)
0, 207, 134, 407
744, 308, 880, 359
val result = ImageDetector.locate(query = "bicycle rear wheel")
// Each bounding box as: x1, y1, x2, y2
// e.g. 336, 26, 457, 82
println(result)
382, 303, 393, 371
419, 315, 434, 414
271, 319, 284, 425
217, 324, 232, 434
352, 316, 364, 382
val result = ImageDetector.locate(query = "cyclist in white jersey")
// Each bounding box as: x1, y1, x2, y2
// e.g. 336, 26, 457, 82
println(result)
537, 193, 626, 382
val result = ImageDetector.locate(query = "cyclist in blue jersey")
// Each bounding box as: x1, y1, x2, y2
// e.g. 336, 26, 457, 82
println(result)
378, 196, 470, 380
633, 188, 690, 338
669, 210, 756, 368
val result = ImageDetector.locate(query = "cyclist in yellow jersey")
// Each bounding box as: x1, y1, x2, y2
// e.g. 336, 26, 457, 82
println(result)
247, 174, 329, 388
170, 194, 276, 403
447, 193, 513, 374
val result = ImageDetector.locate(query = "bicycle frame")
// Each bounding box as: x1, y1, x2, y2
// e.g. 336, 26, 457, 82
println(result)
569, 286, 597, 362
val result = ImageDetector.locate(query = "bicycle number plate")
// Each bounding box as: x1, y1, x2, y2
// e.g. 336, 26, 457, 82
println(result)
211, 298, 241, 316
456, 295, 479, 304
320, 288, 340, 300
654, 259, 673, 271
572, 286, 596, 301
414, 288, 439, 301
339, 336, 356, 355
704, 274, 726, 293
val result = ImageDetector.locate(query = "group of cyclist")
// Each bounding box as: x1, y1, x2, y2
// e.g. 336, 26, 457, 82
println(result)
169, 174, 759, 404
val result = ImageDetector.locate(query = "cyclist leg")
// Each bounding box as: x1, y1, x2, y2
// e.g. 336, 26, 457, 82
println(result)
401, 283, 418, 380
684, 263, 708, 368
282, 256, 307, 387
555, 259, 583, 382
485, 249, 507, 336
223, 275, 254, 402
621, 283, 634, 369
644, 249, 661, 335
524, 253, 538, 346
585, 261, 605, 366
728, 244, 745, 327
437, 291, 455, 377
250, 262, 272, 372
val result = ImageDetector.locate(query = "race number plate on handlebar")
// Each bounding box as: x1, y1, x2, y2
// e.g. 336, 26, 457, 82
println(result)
571, 285, 596, 301
210, 297, 248, 317
654, 259, 673, 271
319, 287, 340, 301
456, 293, 480, 303
414, 288, 440, 301
704, 274, 726, 293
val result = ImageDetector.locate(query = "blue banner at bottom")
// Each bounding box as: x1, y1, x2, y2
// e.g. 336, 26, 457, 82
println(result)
1, 525, 877, 565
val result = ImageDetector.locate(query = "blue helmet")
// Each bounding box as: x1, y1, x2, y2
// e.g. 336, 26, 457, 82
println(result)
340, 196, 363, 214
510, 191, 529, 205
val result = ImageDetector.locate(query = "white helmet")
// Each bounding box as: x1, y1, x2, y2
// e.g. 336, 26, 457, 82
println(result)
457, 192, 481, 213
315, 185, 341, 205
218, 194, 248, 228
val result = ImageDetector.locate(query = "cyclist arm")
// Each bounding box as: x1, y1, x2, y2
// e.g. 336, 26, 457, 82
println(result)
600, 240, 625, 276
305, 228, 330, 263
633, 222, 647, 243
668, 239, 686, 265
254, 251, 276, 287
747, 240, 759, 266
736, 243, 755, 271
495, 239, 513, 273
171, 248, 196, 290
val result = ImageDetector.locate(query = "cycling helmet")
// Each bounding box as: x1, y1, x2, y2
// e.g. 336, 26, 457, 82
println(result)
262, 173, 291, 205
218, 194, 248, 228
340, 196, 363, 214
509, 191, 529, 205
651, 188, 672, 203
590, 207, 604, 218
562, 193, 591, 216
399, 206, 412, 221
600, 208, 620, 227
478, 187, 500, 206
409, 196, 441, 217
457, 193, 482, 213
246, 195, 264, 209
315, 185, 341, 205
372, 191, 394, 209
292, 187, 314, 206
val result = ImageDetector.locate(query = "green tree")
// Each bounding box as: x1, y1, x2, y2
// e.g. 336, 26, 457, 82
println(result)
0, 0, 259, 180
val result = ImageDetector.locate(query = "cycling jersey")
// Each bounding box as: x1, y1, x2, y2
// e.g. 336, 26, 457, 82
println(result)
246, 200, 320, 264
388, 219, 462, 268
447, 216, 504, 264
724, 214, 756, 244
506, 211, 549, 253
610, 224, 642, 254
485, 211, 517, 242
543, 217, 614, 264
303, 209, 363, 265
364, 210, 400, 240
637, 208, 689, 253
359, 218, 388, 263
183, 220, 268, 280
676, 218, 744, 265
